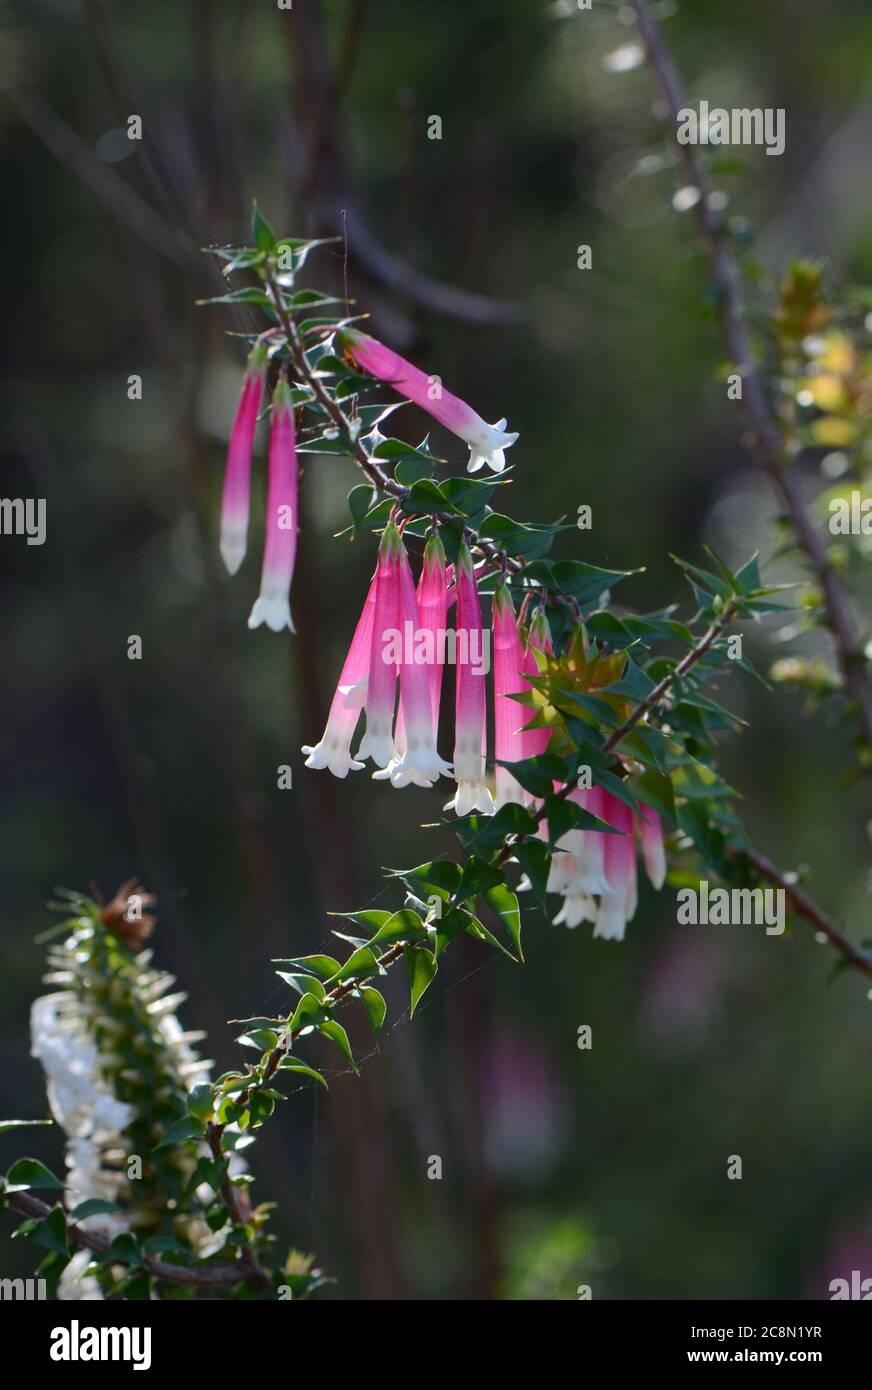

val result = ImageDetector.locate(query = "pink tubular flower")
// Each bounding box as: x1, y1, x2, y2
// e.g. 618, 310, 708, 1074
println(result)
357, 524, 402, 769
220, 342, 268, 576
386, 537, 453, 788
446, 543, 494, 816
637, 806, 666, 890
493, 585, 529, 809
417, 531, 449, 728
301, 572, 377, 778
248, 379, 298, 633
339, 328, 518, 474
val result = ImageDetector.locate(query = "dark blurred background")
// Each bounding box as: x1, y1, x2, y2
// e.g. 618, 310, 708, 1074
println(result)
2, 0, 872, 1299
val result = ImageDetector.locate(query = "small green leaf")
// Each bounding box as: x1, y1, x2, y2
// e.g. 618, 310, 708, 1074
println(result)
359, 987, 387, 1037
31, 1206, 68, 1259
153, 1117, 204, 1152
404, 945, 438, 1016
187, 1083, 214, 1122
252, 203, 276, 252
107, 1233, 142, 1266
70, 1198, 121, 1221
365, 908, 427, 948
5, 1158, 64, 1191
288, 992, 328, 1034
514, 838, 551, 912
482, 883, 524, 961
272, 954, 342, 980
277, 970, 326, 1001
318, 1019, 356, 1072
0, 1120, 52, 1134
327, 947, 381, 984
278, 1057, 328, 1089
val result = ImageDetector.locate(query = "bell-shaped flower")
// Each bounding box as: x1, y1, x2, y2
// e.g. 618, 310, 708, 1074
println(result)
446, 543, 494, 816
339, 328, 518, 474
593, 793, 638, 942
357, 524, 403, 769
560, 787, 613, 896
302, 571, 377, 778
493, 584, 529, 810
248, 378, 298, 633
220, 342, 268, 575
553, 893, 598, 929
383, 537, 453, 788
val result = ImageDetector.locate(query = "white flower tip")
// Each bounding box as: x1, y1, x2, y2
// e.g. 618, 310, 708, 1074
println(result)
248, 594, 295, 634
389, 750, 453, 788
302, 743, 364, 778
358, 731, 396, 769
465, 420, 519, 475
220, 531, 246, 576
445, 780, 495, 817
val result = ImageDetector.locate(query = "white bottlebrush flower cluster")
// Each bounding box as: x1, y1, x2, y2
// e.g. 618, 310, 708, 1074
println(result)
30, 993, 134, 1299
29, 889, 220, 1300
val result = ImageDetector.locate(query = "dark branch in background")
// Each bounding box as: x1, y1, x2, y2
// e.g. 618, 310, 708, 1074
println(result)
5, 89, 190, 266
630, 0, 872, 756
283, 2, 522, 328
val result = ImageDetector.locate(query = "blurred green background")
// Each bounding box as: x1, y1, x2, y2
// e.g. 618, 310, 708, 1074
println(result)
2, 0, 872, 1299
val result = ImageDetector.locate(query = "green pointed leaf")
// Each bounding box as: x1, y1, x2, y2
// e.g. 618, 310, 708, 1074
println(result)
70, 1198, 121, 1221
458, 857, 504, 899
366, 908, 427, 948
276, 971, 326, 1001
482, 883, 524, 961
359, 987, 387, 1037
153, 1117, 204, 1152
633, 769, 676, 823
513, 838, 551, 912
288, 992, 328, 1034
327, 947, 381, 984
31, 1206, 68, 1259
273, 954, 342, 980
5, 1158, 64, 1191
107, 1233, 142, 1266
278, 1057, 328, 1088
318, 1019, 356, 1072
404, 946, 438, 1016
252, 203, 276, 252
187, 1083, 214, 1122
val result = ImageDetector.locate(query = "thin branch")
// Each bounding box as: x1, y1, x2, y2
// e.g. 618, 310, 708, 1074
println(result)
205, 1126, 271, 1289
741, 845, 872, 981
630, 0, 872, 755
602, 602, 737, 753
264, 273, 571, 605
4, 1190, 256, 1288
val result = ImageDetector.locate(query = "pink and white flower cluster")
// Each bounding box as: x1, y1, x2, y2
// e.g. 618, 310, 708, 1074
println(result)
304, 548, 666, 940
540, 787, 666, 942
